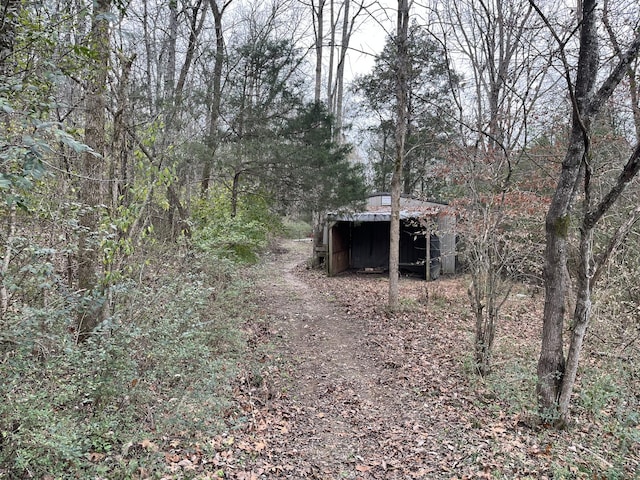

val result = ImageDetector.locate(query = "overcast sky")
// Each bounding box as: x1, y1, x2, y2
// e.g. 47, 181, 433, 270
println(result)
344, 1, 397, 79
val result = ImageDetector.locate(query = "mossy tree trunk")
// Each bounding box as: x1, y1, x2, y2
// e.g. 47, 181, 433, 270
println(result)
535, 0, 640, 424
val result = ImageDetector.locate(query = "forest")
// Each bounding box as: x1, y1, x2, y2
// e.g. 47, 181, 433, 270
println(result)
1, 0, 639, 478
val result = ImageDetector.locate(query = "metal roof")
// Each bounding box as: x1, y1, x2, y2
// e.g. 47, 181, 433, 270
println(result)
327, 194, 453, 222
327, 210, 440, 222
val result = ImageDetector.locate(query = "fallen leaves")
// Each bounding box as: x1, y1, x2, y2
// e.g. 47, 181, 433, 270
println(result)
144, 240, 637, 479
140, 438, 159, 451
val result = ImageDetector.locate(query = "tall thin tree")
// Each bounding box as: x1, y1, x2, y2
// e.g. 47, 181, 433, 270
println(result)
202, 0, 233, 197
77, 0, 111, 342
388, 0, 409, 309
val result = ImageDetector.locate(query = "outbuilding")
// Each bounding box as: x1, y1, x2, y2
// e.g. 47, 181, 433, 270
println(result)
321, 193, 456, 280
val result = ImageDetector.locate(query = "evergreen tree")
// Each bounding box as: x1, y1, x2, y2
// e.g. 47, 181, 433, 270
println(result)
278, 101, 367, 216
354, 23, 458, 197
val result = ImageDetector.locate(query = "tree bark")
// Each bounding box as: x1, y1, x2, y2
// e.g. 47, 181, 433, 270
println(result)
0, 0, 19, 75
165, 0, 178, 99
557, 138, 640, 422
0, 204, 16, 317
77, 0, 111, 342
327, 0, 336, 113
536, 0, 640, 422
389, 0, 409, 310
333, 0, 365, 140
111, 53, 136, 209
537, 0, 598, 416
230, 170, 241, 218
175, 0, 206, 106
202, 0, 232, 197
312, 0, 325, 104
142, 0, 155, 113
334, 0, 349, 138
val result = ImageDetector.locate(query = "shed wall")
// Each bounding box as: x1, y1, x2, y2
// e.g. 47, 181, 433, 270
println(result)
351, 222, 389, 269
437, 215, 456, 274
328, 222, 350, 276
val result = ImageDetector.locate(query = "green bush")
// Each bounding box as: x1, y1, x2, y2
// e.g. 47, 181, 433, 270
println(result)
193, 216, 269, 262
282, 218, 312, 239
0, 247, 248, 478
192, 189, 282, 262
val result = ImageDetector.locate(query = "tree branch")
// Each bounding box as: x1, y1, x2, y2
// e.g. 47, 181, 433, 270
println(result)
591, 205, 640, 288
584, 141, 640, 229
587, 31, 640, 117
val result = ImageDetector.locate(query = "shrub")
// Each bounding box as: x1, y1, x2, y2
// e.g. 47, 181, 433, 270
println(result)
0, 247, 248, 478
192, 189, 282, 262
282, 217, 312, 239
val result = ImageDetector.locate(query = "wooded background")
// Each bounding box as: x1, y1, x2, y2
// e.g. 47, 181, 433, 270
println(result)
1, 0, 640, 476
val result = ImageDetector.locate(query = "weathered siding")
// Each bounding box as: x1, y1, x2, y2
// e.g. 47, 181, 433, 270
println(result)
328, 222, 350, 276
437, 215, 456, 275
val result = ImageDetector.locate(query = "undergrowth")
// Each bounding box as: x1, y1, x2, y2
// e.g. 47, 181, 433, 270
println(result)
453, 283, 640, 479
0, 244, 252, 479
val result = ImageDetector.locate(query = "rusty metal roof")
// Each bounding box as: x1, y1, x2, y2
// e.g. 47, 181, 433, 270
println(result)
327, 194, 450, 222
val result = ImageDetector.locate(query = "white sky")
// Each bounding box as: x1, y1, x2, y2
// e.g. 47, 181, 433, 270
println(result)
343, 1, 397, 79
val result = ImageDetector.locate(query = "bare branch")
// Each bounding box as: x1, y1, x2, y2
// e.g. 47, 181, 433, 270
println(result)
587, 31, 640, 117
591, 205, 640, 288
584, 141, 640, 229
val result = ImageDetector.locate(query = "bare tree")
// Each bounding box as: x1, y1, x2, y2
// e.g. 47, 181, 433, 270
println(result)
323, 0, 368, 138
532, 0, 640, 424
388, 0, 409, 309
202, 0, 233, 196
433, 0, 555, 374
311, 0, 326, 103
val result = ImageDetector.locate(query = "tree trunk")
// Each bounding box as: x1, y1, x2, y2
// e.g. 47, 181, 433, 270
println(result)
230, 170, 241, 218
165, 0, 178, 99
313, 0, 325, 104
0, 0, 19, 75
167, 184, 191, 237
202, 0, 231, 197
389, 0, 409, 310
175, 0, 206, 107
77, 0, 111, 343
326, 0, 335, 113
111, 53, 135, 209
334, 0, 349, 139
556, 226, 592, 420
536, 0, 640, 422
469, 247, 500, 377
0, 204, 16, 317
142, 0, 155, 113
537, 0, 598, 415
311, 0, 326, 262
389, 168, 401, 309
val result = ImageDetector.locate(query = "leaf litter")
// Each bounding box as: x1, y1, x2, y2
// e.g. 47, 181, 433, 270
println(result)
156, 239, 638, 479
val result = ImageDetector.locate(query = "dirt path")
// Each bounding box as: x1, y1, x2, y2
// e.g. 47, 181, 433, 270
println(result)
216, 238, 638, 480
268, 239, 380, 401
241, 238, 482, 479
256, 239, 396, 476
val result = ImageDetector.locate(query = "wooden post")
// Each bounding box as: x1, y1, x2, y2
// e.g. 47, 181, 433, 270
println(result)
425, 221, 431, 281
